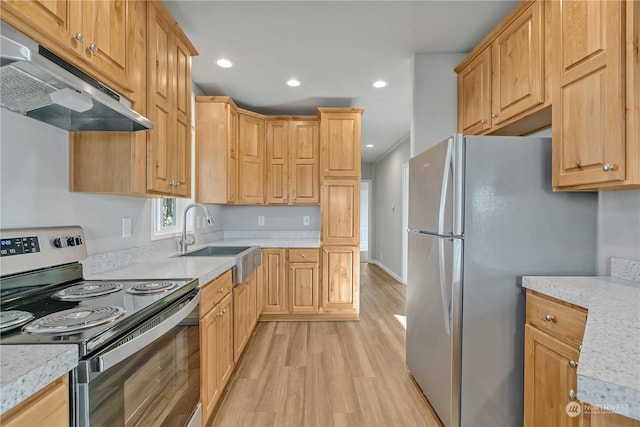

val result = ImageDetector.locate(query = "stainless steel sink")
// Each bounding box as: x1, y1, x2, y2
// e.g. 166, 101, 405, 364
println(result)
179, 246, 261, 284
181, 246, 252, 257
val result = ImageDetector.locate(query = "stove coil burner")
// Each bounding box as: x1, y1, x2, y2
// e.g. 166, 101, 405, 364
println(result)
127, 281, 178, 295
52, 282, 124, 300
23, 306, 125, 335
0, 310, 35, 332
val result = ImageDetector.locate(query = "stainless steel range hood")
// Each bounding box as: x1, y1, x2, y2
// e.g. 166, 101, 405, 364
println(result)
0, 22, 153, 132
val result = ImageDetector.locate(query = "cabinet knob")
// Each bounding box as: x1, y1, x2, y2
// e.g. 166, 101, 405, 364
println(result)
491, 113, 498, 118
89, 43, 98, 53
480, 119, 487, 125
292, 196, 297, 200
603, 163, 613, 172
569, 360, 577, 368
222, 308, 226, 314
290, 266, 294, 270
544, 314, 555, 322
324, 169, 329, 175
300, 253, 305, 258
218, 288, 225, 294
569, 389, 577, 401
217, 311, 224, 317
74, 33, 84, 42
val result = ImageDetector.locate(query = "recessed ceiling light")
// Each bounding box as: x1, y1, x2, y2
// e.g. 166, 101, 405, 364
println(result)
372, 80, 388, 88
216, 58, 233, 68
287, 79, 301, 87
365, 144, 375, 148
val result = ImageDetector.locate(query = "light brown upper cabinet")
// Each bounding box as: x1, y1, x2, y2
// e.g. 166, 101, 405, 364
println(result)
69, 1, 197, 198
146, 2, 194, 197
265, 119, 320, 205
196, 96, 239, 204
552, 0, 639, 191
321, 179, 360, 246
319, 108, 364, 178
238, 112, 266, 204
456, 1, 550, 136
1, 0, 136, 96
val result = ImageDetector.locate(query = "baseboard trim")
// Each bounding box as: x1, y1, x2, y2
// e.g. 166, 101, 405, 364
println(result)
370, 260, 405, 284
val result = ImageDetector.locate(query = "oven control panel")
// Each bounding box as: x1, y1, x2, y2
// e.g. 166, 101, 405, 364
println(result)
0, 236, 40, 257
0, 226, 87, 277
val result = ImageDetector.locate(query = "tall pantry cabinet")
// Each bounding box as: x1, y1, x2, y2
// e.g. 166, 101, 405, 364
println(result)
319, 108, 363, 318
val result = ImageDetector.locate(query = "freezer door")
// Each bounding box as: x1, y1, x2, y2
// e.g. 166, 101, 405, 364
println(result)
408, 134, 463, 236
407, 231, 461, 427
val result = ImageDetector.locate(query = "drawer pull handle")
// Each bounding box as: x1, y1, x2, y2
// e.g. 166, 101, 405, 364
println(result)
544, 314, 555, 322
569, 389, 577, 401
569, 360, 577, 369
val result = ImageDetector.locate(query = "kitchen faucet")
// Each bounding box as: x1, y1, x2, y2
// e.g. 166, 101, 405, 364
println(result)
180, 203, 214, 253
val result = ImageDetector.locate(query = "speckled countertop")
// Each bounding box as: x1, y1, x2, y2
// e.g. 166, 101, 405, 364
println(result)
523, 260, 640, 421
0, 344, 78, 414
86, 238, 320, 284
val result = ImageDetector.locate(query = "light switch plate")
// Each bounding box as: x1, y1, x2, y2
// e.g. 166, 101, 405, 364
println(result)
122, 218, 132, 238
258, 216, 265, 226
303, 216, 310, 226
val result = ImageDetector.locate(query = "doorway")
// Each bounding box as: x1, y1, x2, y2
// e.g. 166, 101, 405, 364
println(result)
360, 180, 371, 261
402, 162, 409, 283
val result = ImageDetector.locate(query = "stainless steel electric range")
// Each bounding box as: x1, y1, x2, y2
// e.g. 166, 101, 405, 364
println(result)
0, 226, 201, 427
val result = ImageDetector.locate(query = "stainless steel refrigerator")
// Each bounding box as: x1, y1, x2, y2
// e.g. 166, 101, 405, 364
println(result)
406, 134, 597, 427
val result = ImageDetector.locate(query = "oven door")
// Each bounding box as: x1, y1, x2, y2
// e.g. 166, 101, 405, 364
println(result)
75, 290, 201, 427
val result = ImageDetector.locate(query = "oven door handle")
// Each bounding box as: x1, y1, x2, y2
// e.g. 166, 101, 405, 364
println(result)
92, 291, 200, 373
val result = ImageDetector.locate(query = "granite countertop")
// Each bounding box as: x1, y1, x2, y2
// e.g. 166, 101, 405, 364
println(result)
523, 268, 640, 420
86, 238, 320, 285
0, 344, 78, 415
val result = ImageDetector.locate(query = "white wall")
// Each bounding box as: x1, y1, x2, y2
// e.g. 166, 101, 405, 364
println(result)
221, 205, 319, 231
372, 136, 410, 279
411, 53, 467, 156
597, 190, 640, 275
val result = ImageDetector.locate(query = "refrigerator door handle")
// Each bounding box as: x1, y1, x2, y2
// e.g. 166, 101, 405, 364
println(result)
437, 139, 453, 235
438, 238, 451, 335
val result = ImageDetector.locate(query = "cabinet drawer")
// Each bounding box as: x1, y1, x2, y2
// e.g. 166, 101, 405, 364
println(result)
526, 291, 587, 346
201, 270, 233, 316
288, 248, 319, 263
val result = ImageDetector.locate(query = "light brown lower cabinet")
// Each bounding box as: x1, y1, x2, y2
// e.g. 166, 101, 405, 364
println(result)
260, 248, 321, 319
321, 245, 359, 317
200, 272, 234, 426
233, 271, 258, 362
1, 374, 69, 427
524, 290, 640, 427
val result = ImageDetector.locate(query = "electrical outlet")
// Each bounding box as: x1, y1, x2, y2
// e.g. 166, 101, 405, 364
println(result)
258, 216, 265, 226
380, 252, 384, 260
303, 216, 310, 226
122, 218, 132, 238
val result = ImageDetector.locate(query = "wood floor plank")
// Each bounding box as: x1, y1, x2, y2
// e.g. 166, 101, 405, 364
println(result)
211, 263, 442, 427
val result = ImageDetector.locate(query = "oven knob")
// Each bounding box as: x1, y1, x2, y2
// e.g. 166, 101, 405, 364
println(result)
54, 237, 68, 248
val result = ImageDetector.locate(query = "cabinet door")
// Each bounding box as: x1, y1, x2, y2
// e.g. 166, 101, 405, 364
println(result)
245, 272, 258, 335
289, 261, 319, 314
0, 1, 82, 54
228, 108, 239, 203
524, 324, 581, 427
265, 121, 289, 204
491, 1, 544, 125
320, 111, 362, 178
321, 179, 360, 246
81, 0, 131, 92
172, 36, 192, 197
552, 0, 625, 188
262, 249, 287, 313
321, 246, 359, 313
216, 294, 234, 395
290, 121, 320, 204
200, 303, 220, 423
233, 282, 248, 362
238, 113, 265, 204
146, 6, 173, 194
458, 48, 492, 134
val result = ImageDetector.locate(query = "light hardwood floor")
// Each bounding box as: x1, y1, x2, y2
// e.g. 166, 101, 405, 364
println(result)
211, 263, 442, 427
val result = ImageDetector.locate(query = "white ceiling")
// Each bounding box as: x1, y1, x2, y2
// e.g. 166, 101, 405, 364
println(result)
164, 1, 518, 162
